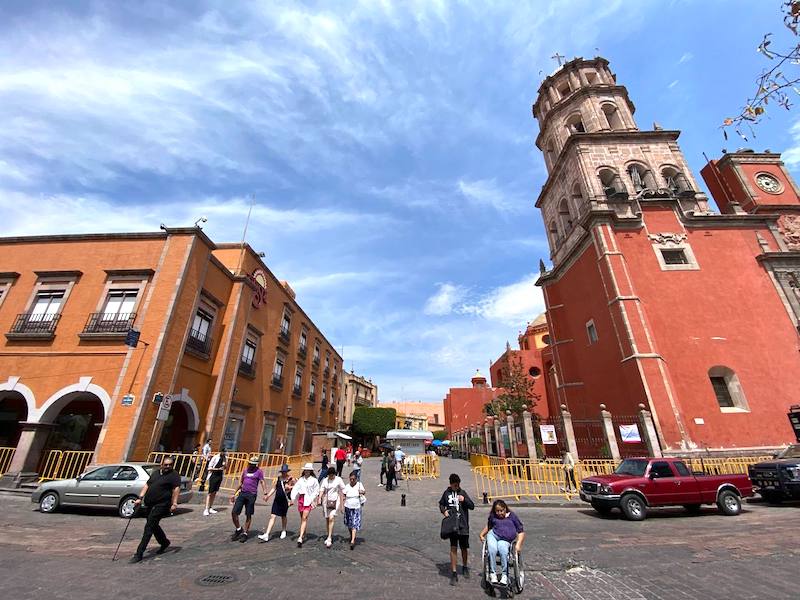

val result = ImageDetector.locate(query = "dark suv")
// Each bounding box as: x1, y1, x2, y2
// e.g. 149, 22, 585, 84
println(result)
748, 444, 800, 503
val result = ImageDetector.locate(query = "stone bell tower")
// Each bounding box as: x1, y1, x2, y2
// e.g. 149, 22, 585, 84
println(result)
532, 56, 800, 457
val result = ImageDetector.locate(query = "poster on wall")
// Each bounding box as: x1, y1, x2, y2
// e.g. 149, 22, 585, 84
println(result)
540, 424, 558, 445
515, 426, 523, 442
619, 424, 642, 443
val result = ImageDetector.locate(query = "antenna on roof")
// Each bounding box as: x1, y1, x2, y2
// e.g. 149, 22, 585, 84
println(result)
236, 194, 256, 275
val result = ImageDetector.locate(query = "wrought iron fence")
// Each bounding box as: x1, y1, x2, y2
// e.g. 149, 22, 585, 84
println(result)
9, 313, 61, 335
238, 360, 256, 378
83, 312, 136, 334
186, 329, 211, 355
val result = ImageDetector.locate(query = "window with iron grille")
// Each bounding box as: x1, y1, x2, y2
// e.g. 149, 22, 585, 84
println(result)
280, 313, 291, 336
102, 289, 138, 319
710, 376, 734, 408
31, 291, 65, 320
242, 338, 257, 365
273, 356, 284, 380
661, 249, 689, 265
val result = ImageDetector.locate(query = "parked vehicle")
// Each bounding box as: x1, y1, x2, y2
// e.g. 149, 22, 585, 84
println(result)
32, 462, 193, 518
580, 457, 753, 521
748, 444, 800, 503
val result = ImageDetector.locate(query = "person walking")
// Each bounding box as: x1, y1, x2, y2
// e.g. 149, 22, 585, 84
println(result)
290, 462, 320, 547
318, 467, 346, 548
351, 451, 363, 482
385, 452, 396, 491
334, 445, 346, 477
342, 470, 366, 550
229, 457, 267, 543
379, 450, 388, 487
562, 450, 577, 492
129, 456, 181, 563
318, 447, 329, 483
394, 446, 406, 480
198, 438, 212, 492
190, 444, 202, 482
438, 473, 475, 586
203, 447, 226, 516
258, 464, 294, 542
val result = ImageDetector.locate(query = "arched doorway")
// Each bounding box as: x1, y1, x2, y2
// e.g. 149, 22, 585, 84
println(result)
40, 392, 105, 452
0, 391, 28, 447
158, 402, 192, 453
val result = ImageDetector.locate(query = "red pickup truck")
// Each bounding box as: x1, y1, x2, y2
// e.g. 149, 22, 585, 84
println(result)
579, 457, 754, 521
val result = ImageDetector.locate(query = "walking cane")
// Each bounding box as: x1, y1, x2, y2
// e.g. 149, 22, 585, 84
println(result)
112, 516, 134, 562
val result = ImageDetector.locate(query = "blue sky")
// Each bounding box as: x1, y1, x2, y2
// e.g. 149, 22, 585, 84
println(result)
1, 1, 796, 404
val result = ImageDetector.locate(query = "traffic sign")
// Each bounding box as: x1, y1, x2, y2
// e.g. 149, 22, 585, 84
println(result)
121, 394, 135, 406
124, 329, 141, 348
153, 392, 164, 404
156, 394, 173, 421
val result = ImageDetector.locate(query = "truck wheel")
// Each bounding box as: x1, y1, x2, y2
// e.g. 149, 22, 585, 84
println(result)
717, 490, 741, 516
620, 493, 646, 521
591, 500, 612, 516
683, 504, 702, 514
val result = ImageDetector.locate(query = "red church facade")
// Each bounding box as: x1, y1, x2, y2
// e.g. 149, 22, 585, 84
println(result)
533, 57, 800, 457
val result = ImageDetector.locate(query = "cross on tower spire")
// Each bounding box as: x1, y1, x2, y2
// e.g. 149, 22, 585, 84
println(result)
551, 52, 566, 66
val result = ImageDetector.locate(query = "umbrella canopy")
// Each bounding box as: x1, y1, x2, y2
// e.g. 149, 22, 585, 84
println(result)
378, 442, 395, 451
431, 439, 443, 446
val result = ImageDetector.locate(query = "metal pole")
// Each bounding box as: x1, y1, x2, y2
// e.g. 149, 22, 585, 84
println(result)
112, 516, 134, 562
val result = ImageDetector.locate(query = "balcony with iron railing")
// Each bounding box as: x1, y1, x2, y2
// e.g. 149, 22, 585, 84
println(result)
292, 384, 302, 397
6, 313, 61, 340
79, 312, 136, 338
308, 392, 316, 404
312, 356, 320, 369
297, 345, 307, 359
271, 374, 283, 390
238, 359, 256, 379
278, 327, 291, 345
323, 367, 330, 378
185, 328, 212, 358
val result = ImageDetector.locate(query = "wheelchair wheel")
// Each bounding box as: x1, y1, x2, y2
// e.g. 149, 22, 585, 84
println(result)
511, 551, 525, 594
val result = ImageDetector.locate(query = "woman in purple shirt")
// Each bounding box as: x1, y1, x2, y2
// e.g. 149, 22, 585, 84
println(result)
478, 499, 525, 586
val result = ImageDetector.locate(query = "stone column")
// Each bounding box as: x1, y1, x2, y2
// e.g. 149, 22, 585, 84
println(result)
599, 404, 621, 461
493, 417, 505, 458
568, 69, 581, 91
505, 412, 517, 458
560, 404, 579, 459
483, 419, 493, 455
0, 422, 53, 488
638, 403, 663, 457
521, 405, 538, 461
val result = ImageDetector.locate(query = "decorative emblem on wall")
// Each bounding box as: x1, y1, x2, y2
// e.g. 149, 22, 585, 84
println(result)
778, 215, 800, 251
248, 268, 268, 308
647, 232, 687, 246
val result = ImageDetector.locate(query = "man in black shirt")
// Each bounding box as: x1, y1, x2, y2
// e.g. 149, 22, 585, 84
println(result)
130, 457, 181, 563
438, 473, 475, 586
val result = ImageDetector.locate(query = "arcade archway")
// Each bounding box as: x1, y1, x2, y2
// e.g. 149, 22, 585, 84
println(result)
41, 392, 106, 452
0, 391, 28, 447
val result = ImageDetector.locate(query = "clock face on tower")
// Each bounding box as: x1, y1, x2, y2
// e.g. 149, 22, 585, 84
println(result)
755, 172, 782, 194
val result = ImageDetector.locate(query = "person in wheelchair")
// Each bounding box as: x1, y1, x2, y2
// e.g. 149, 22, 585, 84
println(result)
478, 500, 525, 586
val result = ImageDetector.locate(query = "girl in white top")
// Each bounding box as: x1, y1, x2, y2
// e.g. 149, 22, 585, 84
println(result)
342, 470, 366, 549
318, 467, 346, 548
290, 463, 320, 547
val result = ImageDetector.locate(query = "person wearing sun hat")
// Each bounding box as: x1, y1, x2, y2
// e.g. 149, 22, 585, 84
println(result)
229, 456, 267, 543
290, 462, 320, 546
258, 463, 295, 543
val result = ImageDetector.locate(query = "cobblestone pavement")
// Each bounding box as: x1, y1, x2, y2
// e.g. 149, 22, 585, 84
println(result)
1, 457, 799, 599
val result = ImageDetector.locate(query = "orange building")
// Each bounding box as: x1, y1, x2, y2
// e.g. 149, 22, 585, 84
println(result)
0, 227, 341, 485
379, 401, 446, 433
442, 371, 501, 436
532, 57, 800, 456
488, 313, 554, 419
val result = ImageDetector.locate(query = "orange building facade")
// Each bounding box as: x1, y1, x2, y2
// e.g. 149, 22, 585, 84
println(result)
533, 57, 800, 456
0, 228, 341, 485
443, 371, 502, 437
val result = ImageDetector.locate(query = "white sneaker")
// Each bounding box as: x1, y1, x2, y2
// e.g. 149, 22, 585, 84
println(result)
325, 538, 332, 548
500, 574, 508, 586
489, 573, 498, 584
257, 533, 269, 542
203, 509, 210, 516
280, 531, 287, 539
209, 508, 218, 514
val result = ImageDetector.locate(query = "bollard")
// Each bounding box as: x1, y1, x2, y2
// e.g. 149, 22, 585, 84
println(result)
401, 493, 406, 507
483, 491, 488, 504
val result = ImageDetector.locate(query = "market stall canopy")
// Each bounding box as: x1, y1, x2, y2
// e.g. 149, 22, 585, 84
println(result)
385, 429, 434, 441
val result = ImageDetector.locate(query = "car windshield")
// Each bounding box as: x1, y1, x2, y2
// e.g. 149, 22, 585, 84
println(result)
777, 445, 800, 459
614, 459, 648, 477
143, 464, 161, 475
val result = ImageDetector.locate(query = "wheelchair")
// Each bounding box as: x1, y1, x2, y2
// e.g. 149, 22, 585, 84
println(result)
480, 538, 524, 597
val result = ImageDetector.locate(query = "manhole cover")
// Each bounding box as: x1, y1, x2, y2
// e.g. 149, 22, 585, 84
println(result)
196, 573, 236, 587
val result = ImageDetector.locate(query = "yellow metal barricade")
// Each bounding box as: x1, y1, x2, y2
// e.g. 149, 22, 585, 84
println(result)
402, 455, 440, 480
38, 450, 94, 482
0, 447, 15, 476
473, 462, 577, 501
684, 456, 771, 475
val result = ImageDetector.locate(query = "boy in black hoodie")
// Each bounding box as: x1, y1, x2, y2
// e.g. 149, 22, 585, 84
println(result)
438, 473, 475, 586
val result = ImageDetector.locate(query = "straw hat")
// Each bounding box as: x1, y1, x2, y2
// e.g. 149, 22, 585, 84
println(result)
302, 462, 314, 472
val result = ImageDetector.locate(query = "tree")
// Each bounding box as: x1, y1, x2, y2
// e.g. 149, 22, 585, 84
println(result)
723, 1, 800, 139
485, 355, 541, 417
352, 406, 396, 438
433, 429, 448, 441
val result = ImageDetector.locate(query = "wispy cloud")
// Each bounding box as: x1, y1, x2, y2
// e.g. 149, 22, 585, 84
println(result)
678, 52, 693, 64
668, 79, 680, 89
462, 274, 545, 326
424, 283, 468, 315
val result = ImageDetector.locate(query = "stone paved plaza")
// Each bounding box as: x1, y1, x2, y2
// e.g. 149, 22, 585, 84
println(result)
1, 457, 799, 599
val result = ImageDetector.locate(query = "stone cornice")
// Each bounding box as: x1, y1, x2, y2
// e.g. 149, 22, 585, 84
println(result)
716, 151, 784, 168
535, 130, 682, 208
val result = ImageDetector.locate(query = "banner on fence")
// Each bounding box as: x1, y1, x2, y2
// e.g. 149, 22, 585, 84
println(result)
540, 424, 558, 445
619, 424, 641, 443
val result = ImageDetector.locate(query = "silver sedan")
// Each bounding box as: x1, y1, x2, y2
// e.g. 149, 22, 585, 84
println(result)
31, 462, 194, 518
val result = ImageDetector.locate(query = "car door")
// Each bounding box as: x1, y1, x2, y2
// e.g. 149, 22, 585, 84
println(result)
73, 466, 119, 504
97, 466, 140, 507
646, 461, 682, 505
672, 461, 702, 504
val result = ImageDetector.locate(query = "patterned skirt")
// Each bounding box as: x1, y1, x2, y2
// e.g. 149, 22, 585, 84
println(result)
343, 507, 362, 531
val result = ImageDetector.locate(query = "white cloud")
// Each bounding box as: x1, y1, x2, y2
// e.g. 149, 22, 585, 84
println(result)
668, 79, 679, 89
678, 52, 693, 64
424, 282, 467, 315
458, 178, 510, 211
462, 274, 545, 325
782, 119, 800, 168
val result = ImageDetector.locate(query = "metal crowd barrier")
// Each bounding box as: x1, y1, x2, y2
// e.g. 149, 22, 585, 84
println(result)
38, 450, 94, 482
0, 446, 15, 476
685, 456, 772, 475
401, 454, 440, 480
